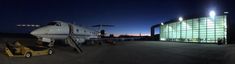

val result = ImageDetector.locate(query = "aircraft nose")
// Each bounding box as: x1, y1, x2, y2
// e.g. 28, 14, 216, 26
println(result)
30, 30, 36, 35
30, 27, 49, 35
30, 29, 41, 35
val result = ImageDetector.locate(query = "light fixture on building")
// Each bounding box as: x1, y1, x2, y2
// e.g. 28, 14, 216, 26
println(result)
224, 12, 229, 14
209, 10, 216, 18
179, 17, 183, 21
161, 22, 164, 25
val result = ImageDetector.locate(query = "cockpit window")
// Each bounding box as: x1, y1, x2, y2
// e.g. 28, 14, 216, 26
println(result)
47, 22, 61, 26
47, 22, 57, 25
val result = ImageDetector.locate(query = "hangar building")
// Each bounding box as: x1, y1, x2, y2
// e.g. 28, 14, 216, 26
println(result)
150, 12, 232, 44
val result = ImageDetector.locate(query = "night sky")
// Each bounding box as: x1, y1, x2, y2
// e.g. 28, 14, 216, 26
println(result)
0, 0, 234, 35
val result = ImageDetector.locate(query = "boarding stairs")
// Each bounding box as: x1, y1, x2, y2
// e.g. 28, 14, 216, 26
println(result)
65, 24, 83, 53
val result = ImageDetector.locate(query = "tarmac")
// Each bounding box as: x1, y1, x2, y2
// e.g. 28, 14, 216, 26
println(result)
0, 38, 235, 64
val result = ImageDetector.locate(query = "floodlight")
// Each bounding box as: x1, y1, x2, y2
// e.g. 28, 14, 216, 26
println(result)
209, 10, 216, 18
161, 22, 164, 25
179, 17, 183, 21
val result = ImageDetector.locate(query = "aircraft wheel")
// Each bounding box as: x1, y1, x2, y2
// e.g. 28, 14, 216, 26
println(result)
48, 49, 53, 55
25, 52, 32, 58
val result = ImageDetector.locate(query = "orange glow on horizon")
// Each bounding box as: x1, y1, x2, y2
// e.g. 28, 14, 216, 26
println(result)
114, 33, 150, 37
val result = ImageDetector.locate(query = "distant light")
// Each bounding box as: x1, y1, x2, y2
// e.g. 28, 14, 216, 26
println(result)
16, 24, 40, 27
16, 25, 21, 26
22, 25, 26, 26
35, 25, 40, 27
161, 22, 164, 25
27, 24, 31, 27
224, 12, 229, 14
209, 10, 216, 18
179, 17, 183, 21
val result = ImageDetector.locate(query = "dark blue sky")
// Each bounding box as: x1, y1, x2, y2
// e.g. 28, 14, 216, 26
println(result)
0, 0, 233, 35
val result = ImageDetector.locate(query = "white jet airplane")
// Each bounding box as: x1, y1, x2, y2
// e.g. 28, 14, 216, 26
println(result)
30, 21, 98, 52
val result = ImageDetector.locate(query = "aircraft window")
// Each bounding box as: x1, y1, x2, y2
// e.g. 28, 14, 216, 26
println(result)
47, 22, 61, 26
47, 22, 57, 25
76, 29, 79, 32
55, 23, 61, 26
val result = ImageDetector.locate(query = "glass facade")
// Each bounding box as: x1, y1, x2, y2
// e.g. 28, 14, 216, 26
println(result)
160, 15, 227, 43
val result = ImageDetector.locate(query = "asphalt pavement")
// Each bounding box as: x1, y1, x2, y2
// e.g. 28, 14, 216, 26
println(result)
0, 41, 234, 64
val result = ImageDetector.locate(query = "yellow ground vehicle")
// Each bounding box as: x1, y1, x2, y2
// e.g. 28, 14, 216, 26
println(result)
4, 41, 53, 58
